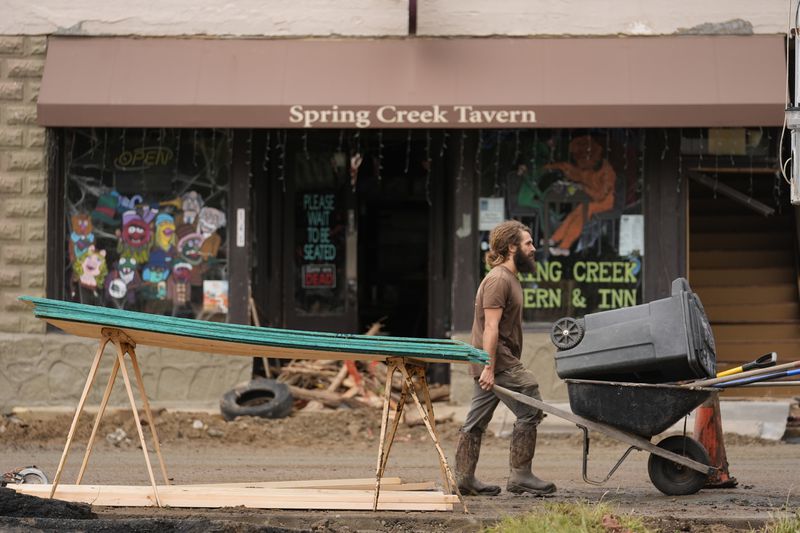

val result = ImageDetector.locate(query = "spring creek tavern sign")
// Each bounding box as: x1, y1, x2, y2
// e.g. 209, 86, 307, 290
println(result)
288, 105, 537, 128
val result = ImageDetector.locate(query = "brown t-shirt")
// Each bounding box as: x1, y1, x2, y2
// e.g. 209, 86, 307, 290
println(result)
470, 265, 523, 377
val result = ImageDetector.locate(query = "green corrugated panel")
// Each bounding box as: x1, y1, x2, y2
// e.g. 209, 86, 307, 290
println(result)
19, 296, 488, 365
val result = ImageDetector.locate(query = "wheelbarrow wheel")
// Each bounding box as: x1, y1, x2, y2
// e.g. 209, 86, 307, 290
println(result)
648, 435, 710, 496
550, 317, 584, 350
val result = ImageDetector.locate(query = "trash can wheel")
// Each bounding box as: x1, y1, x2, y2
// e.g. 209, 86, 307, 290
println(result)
647, 435, 710, 496
550, 317, 584, 350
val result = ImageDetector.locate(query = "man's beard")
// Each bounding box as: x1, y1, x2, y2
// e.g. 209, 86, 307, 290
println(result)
514, 247, 536, 273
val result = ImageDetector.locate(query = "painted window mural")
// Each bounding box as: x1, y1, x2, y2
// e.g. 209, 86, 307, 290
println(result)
478, 129, 644, 323
64, 128, 230, 319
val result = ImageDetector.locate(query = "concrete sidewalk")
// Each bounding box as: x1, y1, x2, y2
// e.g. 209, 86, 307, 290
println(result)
437, 399, 794, 440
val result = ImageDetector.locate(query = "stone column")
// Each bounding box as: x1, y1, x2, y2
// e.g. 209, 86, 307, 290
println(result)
0, 35, 47, 334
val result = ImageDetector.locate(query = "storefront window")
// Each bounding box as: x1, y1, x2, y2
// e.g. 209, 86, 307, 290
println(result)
63, 128, 230, 319
478, 129, 644, 323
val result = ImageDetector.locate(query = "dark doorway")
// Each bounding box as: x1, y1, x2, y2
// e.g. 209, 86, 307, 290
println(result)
357, 133, 431, 338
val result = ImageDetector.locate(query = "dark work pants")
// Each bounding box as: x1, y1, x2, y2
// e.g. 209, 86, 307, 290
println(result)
460, 363, 544, 434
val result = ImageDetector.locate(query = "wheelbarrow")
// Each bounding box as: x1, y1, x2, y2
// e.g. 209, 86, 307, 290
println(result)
494, 379, 718, 496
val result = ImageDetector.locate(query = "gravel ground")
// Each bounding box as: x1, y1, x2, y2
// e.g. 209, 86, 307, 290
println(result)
1, 409, 798, 532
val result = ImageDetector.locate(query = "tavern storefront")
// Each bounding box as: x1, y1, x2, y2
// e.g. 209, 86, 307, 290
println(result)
38, 35, 792, 397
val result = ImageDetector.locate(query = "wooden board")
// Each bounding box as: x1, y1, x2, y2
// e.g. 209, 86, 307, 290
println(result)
186, 479, 437, 491
11, 484, 456, 511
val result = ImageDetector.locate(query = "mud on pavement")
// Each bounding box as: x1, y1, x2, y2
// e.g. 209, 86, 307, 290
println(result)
1, 409, 798, 532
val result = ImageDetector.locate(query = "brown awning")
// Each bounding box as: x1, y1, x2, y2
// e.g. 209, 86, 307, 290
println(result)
38, 35, 785, 128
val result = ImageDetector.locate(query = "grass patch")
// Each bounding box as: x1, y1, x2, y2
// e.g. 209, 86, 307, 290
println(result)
487, 501, 652, 533
758, 510, 800, 533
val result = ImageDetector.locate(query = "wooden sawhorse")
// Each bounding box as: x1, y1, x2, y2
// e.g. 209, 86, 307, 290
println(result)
48, 328, 169, 506
374, 357, 466, 512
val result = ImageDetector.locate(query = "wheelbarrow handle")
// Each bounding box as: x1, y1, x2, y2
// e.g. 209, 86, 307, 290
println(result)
716, 352, 777, 378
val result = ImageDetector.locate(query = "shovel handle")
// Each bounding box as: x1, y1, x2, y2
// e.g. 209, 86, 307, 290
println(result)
716, 352, 776, 378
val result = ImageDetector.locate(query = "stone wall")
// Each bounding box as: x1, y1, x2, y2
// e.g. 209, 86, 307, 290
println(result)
0, 35, 47, 335
0, 332, 251, 412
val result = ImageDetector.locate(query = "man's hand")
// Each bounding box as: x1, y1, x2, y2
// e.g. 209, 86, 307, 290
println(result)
478, 365, 495, 391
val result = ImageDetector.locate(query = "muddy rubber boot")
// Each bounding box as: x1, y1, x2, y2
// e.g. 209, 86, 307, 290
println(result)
507, 424, 556, 495
455, 430, 501, 496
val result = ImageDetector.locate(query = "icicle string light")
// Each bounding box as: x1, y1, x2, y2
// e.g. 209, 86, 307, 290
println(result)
493, 130, 501, 195
246, 130, 254, 179
211, 128, 217, 177
677, 128, 683, 194
404, 130, 412, 175
456, 131, 466, 193
227, 129, 234, 175
661, 129, 668, 160
192, 129, 198, 167
262, 131, 271, 172
278, 130, 287, 193
67, 130, 76, 178
698, 128, 705, 167
637, 129, 644, 194
425, 130, 432, 206
474, 129, 483, 183
440, 131, 449, 158
88, 128, 98, 158
377, 130, 384, 181
173, 129, 182, 179
623, 129, 629, 173
302, 131, 309, 160
101, 129, 108, 174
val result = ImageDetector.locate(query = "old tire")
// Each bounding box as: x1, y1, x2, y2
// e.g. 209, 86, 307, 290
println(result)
220, 378, 293, 421
550, 317, 584, 350
648, 435, 710, 496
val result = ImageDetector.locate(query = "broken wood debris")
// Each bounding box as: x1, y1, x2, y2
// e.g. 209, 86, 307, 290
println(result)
275, 320, 451, 424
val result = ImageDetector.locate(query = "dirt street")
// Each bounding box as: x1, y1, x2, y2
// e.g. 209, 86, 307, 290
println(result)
1, 409, 799, 532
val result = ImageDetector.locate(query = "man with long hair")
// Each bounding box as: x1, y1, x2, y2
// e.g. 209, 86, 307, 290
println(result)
455, 220, 556, 496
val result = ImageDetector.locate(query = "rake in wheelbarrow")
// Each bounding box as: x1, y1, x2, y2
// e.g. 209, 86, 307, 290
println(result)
494, 380, 718, 496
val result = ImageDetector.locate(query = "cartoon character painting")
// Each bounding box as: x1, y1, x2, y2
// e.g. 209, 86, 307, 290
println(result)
171, 261, 193, 306
105, 254, 141, 303
180, 191, 204, 226
69, 213, 95, 263
142, 248, 174, 301
117, 208, 157, 264
154, 213, 176, 255
73, 245, 108, 291
175, 224, 205, 285
197, 207, 226, 260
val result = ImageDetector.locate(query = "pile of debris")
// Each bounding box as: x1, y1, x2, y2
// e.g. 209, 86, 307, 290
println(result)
277, 359, 450, 410
272, 320, 451, 425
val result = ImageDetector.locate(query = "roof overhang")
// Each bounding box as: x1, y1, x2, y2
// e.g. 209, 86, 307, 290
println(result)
38, 35, 786, 128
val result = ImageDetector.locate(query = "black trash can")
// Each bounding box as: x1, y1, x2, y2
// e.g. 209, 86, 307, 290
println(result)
552, 278, 716, 383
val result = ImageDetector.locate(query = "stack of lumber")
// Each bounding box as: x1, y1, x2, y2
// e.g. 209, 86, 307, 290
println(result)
19, 297, 489, 366
10, 478, 457, 511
